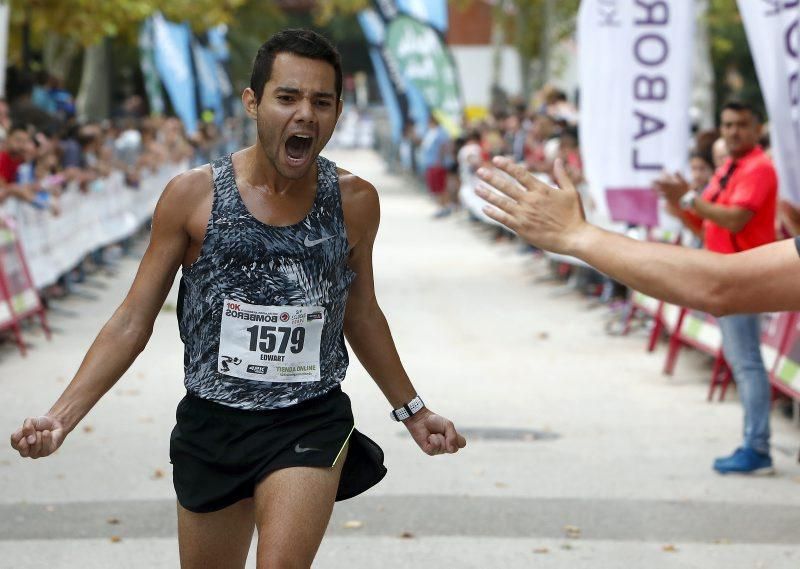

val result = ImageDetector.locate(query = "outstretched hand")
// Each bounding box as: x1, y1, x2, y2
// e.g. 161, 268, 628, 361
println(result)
475, 157, 588, 255
9, 415, 67, 459
404, 408, 466, 456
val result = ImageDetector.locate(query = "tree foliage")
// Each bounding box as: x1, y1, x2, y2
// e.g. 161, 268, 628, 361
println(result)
225, 0, 370, 89
501, 0, 580, 65
451, 0, 580, 96
13, 0, 247, 47
311, 0, 369, 26
11, 0, 370, 79
707, 0, 763, 114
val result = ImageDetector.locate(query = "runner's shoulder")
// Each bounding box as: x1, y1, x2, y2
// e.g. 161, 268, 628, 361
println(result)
156, 164, 213, 216
337, 168, 379, 218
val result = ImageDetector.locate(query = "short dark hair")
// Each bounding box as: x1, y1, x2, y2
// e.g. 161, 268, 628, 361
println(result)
466, 129, 481, 142
689, 149, 714, 170
721, 99, 763, 123
250, 29, 342, 103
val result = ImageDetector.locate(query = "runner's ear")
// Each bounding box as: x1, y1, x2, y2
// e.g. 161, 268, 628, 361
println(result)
242, 88, 259, 120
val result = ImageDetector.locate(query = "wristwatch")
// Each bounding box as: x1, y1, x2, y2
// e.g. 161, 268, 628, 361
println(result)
679, 190, 698, 211
390, 395, 425, 422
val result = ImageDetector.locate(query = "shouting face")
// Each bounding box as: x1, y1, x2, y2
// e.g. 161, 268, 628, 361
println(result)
244, 52, 341, 180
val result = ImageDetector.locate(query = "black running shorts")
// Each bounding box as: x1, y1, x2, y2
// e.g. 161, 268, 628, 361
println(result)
170, 387, 387, 513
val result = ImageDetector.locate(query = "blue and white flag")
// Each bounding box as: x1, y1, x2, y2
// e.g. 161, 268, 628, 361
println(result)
192, 40, 224, 124
207, 25, 230, 62
395, 0, 448, 33
152, 12, 197, 134
138, 18, 165, 115
359, 7, 433, 141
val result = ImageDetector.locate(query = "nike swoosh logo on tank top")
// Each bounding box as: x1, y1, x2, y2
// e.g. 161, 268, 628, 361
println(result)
304, 234, 335, 247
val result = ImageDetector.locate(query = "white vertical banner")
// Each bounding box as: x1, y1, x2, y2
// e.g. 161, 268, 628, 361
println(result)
0, 1, 9, 98
737, 1, 800, 205
578, 1, 694, 227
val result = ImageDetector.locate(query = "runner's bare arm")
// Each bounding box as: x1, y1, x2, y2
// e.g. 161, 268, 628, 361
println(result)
340, 173, 465, 455
340, 175, 415, 406
9, 169, 206, 459
476, 157, 800, 316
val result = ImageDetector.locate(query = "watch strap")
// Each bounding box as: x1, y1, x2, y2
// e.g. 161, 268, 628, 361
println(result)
679, 190, 698, 210
390, 395, 424, 422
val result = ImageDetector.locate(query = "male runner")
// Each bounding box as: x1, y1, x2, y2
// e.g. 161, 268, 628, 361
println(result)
10, 29, 466, 568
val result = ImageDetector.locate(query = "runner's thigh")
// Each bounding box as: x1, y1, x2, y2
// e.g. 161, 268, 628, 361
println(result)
177, 498, 255, 569
254, 446, 348, 569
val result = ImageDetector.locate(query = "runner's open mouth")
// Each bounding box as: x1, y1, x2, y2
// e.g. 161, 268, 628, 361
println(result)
286, 135, 313, 162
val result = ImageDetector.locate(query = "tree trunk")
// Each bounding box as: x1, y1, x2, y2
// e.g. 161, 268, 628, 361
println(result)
490, 18, 505, 89
76, 40, 111, 122
43, 35, 80, 82
21, 3, 32, 72
539, 0, 554, 85
692, 0, 715, 130
490, 5, 509, 115
516, 1, 532, 99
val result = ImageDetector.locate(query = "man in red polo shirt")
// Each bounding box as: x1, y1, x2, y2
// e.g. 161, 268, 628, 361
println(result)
658, 101, 777, 475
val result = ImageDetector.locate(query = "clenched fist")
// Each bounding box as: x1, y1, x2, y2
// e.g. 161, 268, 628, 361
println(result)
10, 416, 66, 459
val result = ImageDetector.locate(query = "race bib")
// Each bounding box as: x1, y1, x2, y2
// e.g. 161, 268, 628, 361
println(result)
218, 299, 325, 383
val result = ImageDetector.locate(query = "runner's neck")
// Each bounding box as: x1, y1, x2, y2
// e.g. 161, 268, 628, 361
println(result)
236, 144, 319, 196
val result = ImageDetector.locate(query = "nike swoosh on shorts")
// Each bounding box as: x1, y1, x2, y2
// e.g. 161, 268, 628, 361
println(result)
294, 443, 320, 453
304, 235, 335, 247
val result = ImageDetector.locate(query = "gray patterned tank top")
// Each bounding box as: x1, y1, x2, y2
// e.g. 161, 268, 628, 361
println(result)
177, 154, 355, 410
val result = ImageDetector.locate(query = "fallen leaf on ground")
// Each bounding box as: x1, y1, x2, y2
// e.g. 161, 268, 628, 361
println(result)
399, 532, 414, 539
560, 543, 574, 551
533, 548, 549, 554
713, 538, 730, 545
110, 536, 122, 543
537, 332, 550, 340
563, 525, 581, 538
82, 425, 94, 433
343, 520, 363, 529
107, 518, 121, 525
662, 544, 678, 552
151, 469, 165, 480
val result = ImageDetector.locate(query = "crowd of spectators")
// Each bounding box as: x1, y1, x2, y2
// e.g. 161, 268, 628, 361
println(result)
0, 72, 243, 300
394, 84, 800, 252
396, 85, 583, 235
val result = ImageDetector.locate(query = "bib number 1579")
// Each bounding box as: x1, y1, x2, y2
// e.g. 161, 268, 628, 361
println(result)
246, 325, 306, 354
